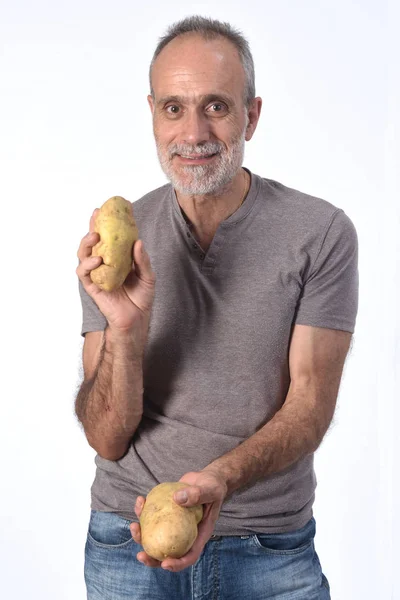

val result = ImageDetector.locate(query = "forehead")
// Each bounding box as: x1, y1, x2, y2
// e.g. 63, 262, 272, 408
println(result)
151, 34, 245, 102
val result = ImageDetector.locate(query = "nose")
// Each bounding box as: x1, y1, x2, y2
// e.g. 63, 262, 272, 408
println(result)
180, 109, 211, 145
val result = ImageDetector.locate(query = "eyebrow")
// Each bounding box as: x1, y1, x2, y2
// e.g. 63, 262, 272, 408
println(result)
156, 93, 234, 107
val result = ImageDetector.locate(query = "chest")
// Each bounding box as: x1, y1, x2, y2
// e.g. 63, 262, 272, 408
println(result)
139, 214, 309, 434
145, 226, 304, 365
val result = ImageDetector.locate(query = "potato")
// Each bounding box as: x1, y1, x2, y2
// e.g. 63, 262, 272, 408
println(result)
90, 196, 138, 292
139, 482, 203, 561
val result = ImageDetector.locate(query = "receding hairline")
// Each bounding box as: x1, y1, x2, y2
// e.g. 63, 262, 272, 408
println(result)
150, 33, 246, 97
152, 30, 242, 64
148, 16, 256, 108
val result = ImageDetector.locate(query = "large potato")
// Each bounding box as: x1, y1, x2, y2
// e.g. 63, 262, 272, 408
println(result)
90, 196, 138, 292
139, 482, 203, 561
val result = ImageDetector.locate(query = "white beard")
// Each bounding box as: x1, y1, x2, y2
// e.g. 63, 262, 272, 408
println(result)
155, 128, 247, 196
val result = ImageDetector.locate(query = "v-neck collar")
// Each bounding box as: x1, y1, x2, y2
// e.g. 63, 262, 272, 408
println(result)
170, 166, 260, 228
169, 167, 261, 274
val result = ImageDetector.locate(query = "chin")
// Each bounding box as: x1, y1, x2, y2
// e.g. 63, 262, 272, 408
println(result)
174, 178, 229, 196
172, 181, 213, 196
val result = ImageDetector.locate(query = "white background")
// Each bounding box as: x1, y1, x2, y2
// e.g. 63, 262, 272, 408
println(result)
0, 1, 398, 598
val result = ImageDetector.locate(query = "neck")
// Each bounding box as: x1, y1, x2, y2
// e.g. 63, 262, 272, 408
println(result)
175, 168, 250, 248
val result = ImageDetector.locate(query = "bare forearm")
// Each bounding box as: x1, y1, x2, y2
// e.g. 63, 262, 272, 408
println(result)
75, 326, 144, 460
204, 385, 332, 496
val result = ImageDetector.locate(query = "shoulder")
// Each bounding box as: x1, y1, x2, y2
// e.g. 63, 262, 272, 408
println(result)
128, 182, 172, 235
131, 183, 171, 214
128, 182, 173, 246
260, 176, 338, 220
255, 174, 357, 239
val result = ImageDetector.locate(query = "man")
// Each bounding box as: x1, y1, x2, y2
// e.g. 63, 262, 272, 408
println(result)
76, 15, 358, 600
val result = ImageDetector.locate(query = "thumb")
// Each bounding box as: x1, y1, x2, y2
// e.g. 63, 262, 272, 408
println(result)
174, 486, 212, 507
133, 240, 155, 282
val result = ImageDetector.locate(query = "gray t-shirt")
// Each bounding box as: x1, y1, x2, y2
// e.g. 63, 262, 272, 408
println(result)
78, 168, 358, 534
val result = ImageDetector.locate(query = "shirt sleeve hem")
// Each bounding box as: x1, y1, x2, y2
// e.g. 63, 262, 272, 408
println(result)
81, 322, 107, 337
294, 317, 355, 334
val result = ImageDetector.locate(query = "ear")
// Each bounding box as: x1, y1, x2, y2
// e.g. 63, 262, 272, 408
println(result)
245, 97, 262, 142
147, 95, 155, 115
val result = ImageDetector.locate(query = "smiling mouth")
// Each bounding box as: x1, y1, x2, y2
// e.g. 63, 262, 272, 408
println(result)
176, 152, 219, 160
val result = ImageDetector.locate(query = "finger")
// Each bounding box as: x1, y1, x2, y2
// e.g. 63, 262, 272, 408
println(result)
173, 485, 206, 507
164, 505, 215, 574
160, 512, 214, 572
89, 208, 100, 233
130, 522, 141, 544
136, 550, 162, 568
76, 255, 103, 291
195, 508, 217, 545
160, 504, 216, 572
161, 544, 200, 572
77, 231, 100, 263
133, 240, 155, 284
129, 522, 162, 567
134, 496, 145, 518
76, 255, 103, 278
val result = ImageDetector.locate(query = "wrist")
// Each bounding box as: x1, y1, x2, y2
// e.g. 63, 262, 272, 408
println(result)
106, 325, 144, 359
202, 457, 244, 498
201, 464, 231, 497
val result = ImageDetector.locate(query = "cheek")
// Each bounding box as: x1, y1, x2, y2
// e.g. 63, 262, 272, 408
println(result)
153, 115, 244, 150
154, 121, 178, 148
231, 114, 247, 136
216, 115, 246, 143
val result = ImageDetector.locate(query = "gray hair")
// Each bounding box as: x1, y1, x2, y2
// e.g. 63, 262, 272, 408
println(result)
149, 15, 256, 108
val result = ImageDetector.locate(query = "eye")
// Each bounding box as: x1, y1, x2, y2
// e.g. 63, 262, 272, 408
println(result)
207, 103, 226, 113
165, 105, 180, 114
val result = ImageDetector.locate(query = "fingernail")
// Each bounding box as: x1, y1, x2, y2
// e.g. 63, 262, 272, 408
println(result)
176, 491, 188, 503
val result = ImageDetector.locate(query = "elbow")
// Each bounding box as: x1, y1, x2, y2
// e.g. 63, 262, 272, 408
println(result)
310, 419, 332, 453
96, 447, 129, 461
86, 434, 131, 461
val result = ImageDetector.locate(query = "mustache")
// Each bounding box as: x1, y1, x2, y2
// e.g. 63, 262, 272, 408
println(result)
168, 142, 224, 158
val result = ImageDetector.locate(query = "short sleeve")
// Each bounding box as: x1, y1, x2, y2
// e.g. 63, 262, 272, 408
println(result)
294, 209, 359, 333
78, 279, 107, 337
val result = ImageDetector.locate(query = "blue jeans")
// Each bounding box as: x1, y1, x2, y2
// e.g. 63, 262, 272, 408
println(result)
85, 510, 331, 599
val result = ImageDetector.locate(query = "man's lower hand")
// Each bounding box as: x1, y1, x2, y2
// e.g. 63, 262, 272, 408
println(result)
130, 470, 228, 572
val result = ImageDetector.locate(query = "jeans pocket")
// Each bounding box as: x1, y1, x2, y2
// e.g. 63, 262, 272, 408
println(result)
252, 517, 316, 555
87, 510, 134, 549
